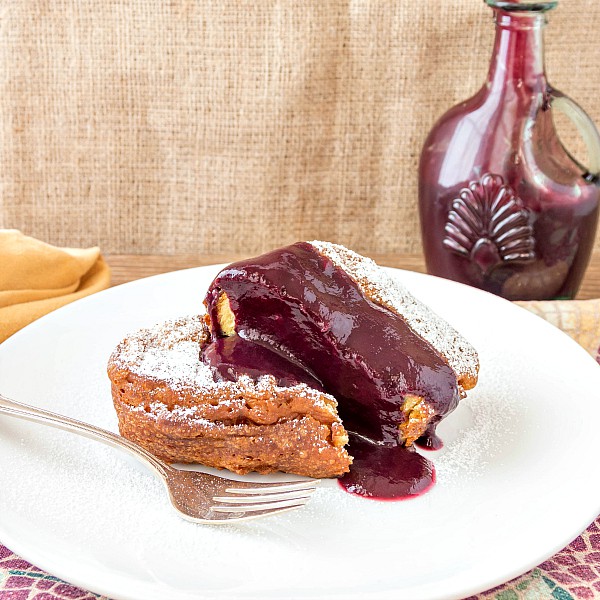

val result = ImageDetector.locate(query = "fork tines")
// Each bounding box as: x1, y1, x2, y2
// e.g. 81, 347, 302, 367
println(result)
211, 480, 319, 515
225, 480, 319, 495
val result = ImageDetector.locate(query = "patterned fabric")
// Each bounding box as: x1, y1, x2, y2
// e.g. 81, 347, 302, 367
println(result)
0, 544, 104, 599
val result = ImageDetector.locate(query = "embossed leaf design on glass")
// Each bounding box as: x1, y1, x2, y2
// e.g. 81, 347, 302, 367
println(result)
443, 173, 535, 276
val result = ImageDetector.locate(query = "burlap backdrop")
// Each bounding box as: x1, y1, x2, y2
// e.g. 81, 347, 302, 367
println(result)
0, 0, 599, 256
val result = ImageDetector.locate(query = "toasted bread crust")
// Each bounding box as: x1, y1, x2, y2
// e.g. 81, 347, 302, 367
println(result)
114, 394, 349, 477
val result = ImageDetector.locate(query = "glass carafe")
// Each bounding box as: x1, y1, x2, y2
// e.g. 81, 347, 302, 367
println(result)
418, 0, 600, 300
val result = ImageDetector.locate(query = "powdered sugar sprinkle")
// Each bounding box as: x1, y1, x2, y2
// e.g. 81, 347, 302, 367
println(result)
109, 315, 338, 413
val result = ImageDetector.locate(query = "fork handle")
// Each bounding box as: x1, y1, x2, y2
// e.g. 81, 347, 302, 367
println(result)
0, 393, 171, 479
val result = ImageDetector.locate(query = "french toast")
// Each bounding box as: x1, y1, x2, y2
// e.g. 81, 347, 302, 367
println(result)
108, 241, 479, 489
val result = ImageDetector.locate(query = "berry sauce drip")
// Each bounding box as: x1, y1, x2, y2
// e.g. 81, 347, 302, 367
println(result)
202, 242, 460, 500
416, 422, 444, 451
339, 434, 435, 500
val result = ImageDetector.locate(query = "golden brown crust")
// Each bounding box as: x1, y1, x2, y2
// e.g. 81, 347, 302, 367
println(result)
399, 394, 436, 445
216, 292, 236, 336
114, 395, 350, 478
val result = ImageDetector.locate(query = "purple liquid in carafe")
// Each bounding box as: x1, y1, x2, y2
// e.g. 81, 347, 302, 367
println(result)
419, 2, 599, 300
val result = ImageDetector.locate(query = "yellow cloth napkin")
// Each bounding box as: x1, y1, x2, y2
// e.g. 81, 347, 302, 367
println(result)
0, 230, 110, 342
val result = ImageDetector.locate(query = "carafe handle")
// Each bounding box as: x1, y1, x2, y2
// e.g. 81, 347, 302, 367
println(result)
550, 89, 600, 182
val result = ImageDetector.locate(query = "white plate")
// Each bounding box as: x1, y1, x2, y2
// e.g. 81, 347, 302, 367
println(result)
1, 266, 599, 600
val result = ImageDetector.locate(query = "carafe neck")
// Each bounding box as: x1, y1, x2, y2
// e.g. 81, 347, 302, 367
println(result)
486, 9, 548, 94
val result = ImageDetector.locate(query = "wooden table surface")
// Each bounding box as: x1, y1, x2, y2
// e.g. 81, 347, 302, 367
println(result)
105, 251, 600, 299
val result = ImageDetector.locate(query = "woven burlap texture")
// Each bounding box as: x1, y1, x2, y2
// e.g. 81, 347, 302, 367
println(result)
0, 0, 599, 256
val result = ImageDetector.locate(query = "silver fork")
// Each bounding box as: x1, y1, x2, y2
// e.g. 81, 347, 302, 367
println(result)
0, 394, 319, 524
